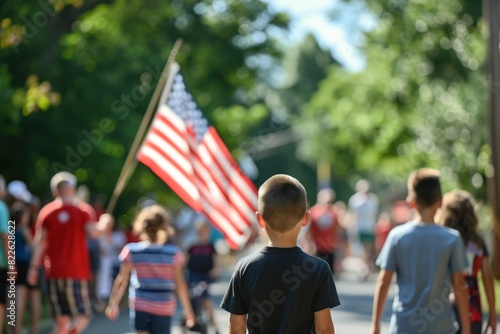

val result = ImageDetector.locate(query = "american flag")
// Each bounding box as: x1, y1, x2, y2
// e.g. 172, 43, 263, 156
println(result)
137, 66, 258, 249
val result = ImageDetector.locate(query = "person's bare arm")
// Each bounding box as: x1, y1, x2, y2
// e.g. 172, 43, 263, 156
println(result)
85, 213, 113, 239
174, 263, 195, 327
370, 269, 393, 334
105, 262, 131, 320
228, 313, 247, 334
27, 228, 48, 285
452, 272, 470, 334
314, 308, 335, 334
480, 257, 496, 334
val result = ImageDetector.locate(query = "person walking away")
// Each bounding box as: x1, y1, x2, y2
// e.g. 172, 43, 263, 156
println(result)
306, 188, 342, 275
105, 204, 195, 334
187, 220, 221, 333
11, 202, 35, 334
7, 185, 42, 334
221, 174, 340, 334
374, 212, 392, 257
96, 219, 126, 308
26, 195, 42, 334
27, 172, 113, 334
76, 187, 100, 310
438, 190, 497, 334
370, 168, 471, 334
347, 179, 379, 276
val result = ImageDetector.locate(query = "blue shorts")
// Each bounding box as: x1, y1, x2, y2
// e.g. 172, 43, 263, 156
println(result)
131, 310, 171, 334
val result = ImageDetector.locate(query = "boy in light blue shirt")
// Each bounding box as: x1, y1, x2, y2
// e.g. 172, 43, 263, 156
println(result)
370, 168, 470, 334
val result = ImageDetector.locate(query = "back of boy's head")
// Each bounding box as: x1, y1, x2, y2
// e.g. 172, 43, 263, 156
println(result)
258, 174, 307, 233
407, 168, 442, 207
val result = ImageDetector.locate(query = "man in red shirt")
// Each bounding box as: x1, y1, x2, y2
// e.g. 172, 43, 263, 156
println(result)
306, 188, 342, 274
28, 172, 113, 334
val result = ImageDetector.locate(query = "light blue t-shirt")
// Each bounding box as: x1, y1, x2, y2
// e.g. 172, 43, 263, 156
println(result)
0, 200, 9, 269
376, 221, 468, 334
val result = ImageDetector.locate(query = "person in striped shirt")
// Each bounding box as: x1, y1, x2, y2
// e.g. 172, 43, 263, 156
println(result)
105, 205, 194, 334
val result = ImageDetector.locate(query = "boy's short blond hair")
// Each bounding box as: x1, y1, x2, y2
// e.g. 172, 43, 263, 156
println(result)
407, 168, 442, 208
258, 174, 307, 233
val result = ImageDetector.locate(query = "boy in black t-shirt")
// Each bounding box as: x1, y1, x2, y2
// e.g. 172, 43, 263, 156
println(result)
221, 174, 340, 334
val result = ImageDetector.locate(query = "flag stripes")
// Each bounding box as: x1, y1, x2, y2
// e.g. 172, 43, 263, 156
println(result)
137, 71, 257, 249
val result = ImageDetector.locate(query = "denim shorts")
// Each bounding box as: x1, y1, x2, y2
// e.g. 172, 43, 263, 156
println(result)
131, 310, 171, 334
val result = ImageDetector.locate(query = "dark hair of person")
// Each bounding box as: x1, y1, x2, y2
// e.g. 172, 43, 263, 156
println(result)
407, 168, 442, 207
10, 202, 29, 228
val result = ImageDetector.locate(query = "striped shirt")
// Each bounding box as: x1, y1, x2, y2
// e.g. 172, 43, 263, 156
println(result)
120, 242, 185, 316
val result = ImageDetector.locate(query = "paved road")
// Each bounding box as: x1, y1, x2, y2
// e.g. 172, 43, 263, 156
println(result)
63, 275, 392, 333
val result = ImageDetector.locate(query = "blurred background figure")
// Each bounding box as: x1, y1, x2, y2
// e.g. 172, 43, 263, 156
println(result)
390, 200, 412, 226
333, 200, 350, 265
186, 220, 221, 334
90, 194, 106, 219
305, 188, 342, 275
76, 186, 100, 310
6, 181, 41, 334
374, 211, 392, 258
6, 180, 32, 207
438, 190, 497, 334
96, 217, 125, 309
11, 202, 35, 334
347, 179, 379, 278
172, 206, 205, 250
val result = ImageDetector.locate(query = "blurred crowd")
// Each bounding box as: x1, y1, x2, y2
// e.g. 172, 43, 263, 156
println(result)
0, 173, 226, 334
293, 179, 411, 281
4, 172, 492, 334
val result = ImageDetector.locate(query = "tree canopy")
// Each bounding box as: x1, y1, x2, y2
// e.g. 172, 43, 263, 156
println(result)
1, 0, 288, 214
1, 0, 491, 219
295, 0, 488, 198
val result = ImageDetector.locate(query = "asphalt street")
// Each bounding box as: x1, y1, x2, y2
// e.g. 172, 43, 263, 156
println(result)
75, 274, 392, 333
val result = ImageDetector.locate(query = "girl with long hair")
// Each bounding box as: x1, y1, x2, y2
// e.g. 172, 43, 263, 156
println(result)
439, 190, 497, 334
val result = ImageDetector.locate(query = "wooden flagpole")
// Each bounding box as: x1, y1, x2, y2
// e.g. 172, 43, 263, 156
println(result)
106, 39, 183, 213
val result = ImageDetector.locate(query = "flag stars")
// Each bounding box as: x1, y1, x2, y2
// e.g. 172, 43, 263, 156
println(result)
167, 73, 209, 143
138, 69, 257, 250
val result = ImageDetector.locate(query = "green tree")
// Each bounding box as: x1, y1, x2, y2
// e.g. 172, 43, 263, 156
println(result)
295, 0, 488, 198
240, 34, 345, 204
0, 0, 288, 214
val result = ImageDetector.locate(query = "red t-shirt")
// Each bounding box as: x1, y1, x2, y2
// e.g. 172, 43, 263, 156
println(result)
375, 220, 392, 251
36, 199, 94, 280
79, 201, 97, 222
309, 204, 339, 253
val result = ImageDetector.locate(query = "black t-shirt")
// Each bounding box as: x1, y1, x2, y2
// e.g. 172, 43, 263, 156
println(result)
220, 246, 340, 334
187, 243, 216, 274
